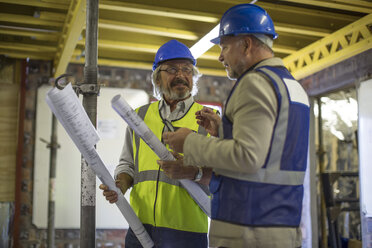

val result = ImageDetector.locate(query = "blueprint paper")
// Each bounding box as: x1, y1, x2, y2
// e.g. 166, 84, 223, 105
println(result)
46, 84, 154, 248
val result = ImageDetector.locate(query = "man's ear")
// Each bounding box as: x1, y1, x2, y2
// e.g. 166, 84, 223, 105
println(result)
242, 36, 252, 54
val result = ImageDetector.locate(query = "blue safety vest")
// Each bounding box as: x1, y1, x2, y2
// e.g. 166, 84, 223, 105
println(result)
210, 65, 310, 227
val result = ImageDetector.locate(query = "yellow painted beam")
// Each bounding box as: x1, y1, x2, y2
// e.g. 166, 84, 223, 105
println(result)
331, 0, 372, 8
71, 56, 227, 77
209, 0, 358, 22
275, 22, 331, 37
54, 0, 86, 78
0, 41, 56, 52
0, 0, 69, 9
0, 49, 54, 60
77, 39, 159, 53
99, 19, 199, 40
0, 13, 63, 28
0, 27, 59, 41
38, 11, 66, 22
283, 14, 372, 80
99, 0, 219, 23
279, 0, 372, 13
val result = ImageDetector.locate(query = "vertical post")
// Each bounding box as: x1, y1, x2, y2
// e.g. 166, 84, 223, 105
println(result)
81, 0, 98, 247
47, 115, 58, 248
317, 98, 328, 248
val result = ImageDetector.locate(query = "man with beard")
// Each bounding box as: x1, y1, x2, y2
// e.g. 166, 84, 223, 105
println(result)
99, 40, 211, 248
161, 4, 310, 248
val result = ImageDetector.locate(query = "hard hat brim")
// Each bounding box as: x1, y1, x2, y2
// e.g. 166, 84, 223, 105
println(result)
210, 36, 220, 45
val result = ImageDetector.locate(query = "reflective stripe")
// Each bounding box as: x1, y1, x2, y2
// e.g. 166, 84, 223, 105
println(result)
133, 170, 181, 186
134, 103, 152, 174
133, 169, 210, 195
198, 125, 208, 136
215, 67, 306, 185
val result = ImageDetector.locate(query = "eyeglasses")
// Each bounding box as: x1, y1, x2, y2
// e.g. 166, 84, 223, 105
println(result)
159, 67, 193, 75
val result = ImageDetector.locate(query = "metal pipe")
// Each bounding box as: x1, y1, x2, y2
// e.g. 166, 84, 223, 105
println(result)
13, 59, 27, 248
317, 98, 328, 248
80, 0, 98, 247
47, 115, 58, 247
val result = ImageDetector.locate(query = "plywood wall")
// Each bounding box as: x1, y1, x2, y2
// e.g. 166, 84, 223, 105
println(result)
0, 60, 20, 202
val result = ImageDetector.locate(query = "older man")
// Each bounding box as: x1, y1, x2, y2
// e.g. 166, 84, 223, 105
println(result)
161, 4, 310, 248
100, 40, 211, 248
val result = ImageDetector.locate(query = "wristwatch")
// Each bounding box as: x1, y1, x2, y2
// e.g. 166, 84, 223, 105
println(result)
193, 166, 203, 182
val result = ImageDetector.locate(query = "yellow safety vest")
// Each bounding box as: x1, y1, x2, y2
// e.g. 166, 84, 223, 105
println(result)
130, 101, 209, 233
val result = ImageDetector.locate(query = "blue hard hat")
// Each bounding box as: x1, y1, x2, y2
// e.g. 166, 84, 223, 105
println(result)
211, 4, 278, 44
152, 40, 196, 71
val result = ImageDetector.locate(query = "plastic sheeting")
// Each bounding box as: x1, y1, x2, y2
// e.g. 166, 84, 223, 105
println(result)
0, 202, 14, 248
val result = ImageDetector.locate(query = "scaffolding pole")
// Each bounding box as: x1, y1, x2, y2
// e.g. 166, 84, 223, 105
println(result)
47, 115, 58, 248
80, 0, 99, 247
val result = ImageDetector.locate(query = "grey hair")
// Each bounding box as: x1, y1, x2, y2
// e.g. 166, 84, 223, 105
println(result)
249, 34, 274, 55
151, 65, 202, 100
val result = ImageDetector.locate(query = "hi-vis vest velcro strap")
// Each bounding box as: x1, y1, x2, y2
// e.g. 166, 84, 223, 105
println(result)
215, 67, 309, 186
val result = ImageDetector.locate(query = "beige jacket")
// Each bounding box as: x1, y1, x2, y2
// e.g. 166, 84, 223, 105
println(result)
183, 57, 302, 248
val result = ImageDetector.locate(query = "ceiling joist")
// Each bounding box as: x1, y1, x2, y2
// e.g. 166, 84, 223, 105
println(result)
279, 0, 372, 14
0, 13, 63, 28
99, 1, 219, 23
54, 0, 86, 77
0, 0, 69, 10
99, 19, 199, 40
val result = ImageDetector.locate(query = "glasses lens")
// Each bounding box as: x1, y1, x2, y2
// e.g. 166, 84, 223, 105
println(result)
166, 68, 177, 74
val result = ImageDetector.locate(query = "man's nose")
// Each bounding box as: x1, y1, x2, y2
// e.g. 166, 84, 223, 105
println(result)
218, 53, 224, 63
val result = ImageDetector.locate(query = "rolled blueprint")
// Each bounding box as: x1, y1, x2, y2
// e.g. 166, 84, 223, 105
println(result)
111, 94, 211, 217
46, 84, 154, 248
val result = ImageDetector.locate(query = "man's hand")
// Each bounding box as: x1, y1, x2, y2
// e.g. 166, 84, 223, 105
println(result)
195, 107, 221, 137
99, 184, 119, 204
98, 173, 133, 204
157, 152, 197, 180
163, 128, 192, 153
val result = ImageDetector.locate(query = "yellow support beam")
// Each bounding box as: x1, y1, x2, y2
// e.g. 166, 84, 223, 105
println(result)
77, 39, 159, 53
0, 41, 56, 52
99, 19, 199, 40
71, 56, 227, 77
279, 0, 372, 14
0, 13, 63, 28
0, 27, 59, 41
99, 1, 219, 23
275, 22, 331, 37
0, 0, 69, 9
54, 0, 86, 78
283, 14, 372, 80
0, 49, 54, 60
